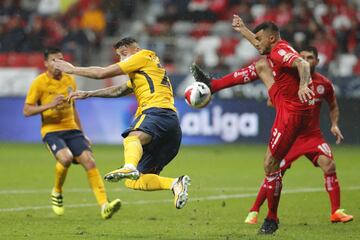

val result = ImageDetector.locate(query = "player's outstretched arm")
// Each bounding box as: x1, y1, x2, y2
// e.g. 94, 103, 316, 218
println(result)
328, 97, 344, 144
68, 82, 133, 101
232, 14, 258, 49
292, 58, 315, 103
53, 59, 124, 79
23, 95, 65, 117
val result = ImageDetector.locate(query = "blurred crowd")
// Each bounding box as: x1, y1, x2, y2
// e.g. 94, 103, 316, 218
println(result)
0, 0, 360, 77
0, 0, 124, 65
139, 0, 360, 77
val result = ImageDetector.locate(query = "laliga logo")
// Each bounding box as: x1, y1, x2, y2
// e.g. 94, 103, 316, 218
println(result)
181, 106, 259, 142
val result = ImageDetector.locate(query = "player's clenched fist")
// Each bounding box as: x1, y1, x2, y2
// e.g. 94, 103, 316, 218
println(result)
232, 14, 245, 32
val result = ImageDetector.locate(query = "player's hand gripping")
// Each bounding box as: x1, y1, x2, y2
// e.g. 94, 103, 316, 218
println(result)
49, 95, 65, 109
232, 14, 246, 32
67, 91, 90, 102
53, 59, 75, 74
298, 85, 315, 103
331, 125, 344, 144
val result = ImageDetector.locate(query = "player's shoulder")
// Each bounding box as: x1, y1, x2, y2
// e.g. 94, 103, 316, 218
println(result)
31, 72, 48, 86
138, 49, 156, 59
270, 40, 298, 58
272, 40, 294, 52
62, 72, 75, 82
313, 72, 332, 86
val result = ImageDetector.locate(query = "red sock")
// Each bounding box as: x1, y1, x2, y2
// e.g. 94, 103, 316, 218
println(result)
250, 180, 267, 212
265, 171, 282, 221
324, 173, 340, 214
211, 62, 258, 93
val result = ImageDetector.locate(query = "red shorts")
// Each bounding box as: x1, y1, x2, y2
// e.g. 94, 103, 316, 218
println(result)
268, 85, 313, 160
280, 132, 333, 170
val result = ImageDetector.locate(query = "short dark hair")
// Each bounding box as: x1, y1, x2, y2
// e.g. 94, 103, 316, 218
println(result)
300, 46, 319, 59
253, 21, 279, 34
44, 47, 61, 60
113, 37, 137, 49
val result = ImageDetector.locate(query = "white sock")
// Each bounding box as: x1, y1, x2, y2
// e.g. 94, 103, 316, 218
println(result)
123, 164, 136, 170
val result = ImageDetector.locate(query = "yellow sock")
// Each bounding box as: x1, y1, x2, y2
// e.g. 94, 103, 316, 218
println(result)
124, 174, 175, 191
54, 162, 68, 193
124, 135, 143, 167
87, 168, 108, 206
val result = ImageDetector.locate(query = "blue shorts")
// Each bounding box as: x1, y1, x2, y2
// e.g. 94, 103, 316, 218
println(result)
43, 130, 91, 158
122, 108, 182, 174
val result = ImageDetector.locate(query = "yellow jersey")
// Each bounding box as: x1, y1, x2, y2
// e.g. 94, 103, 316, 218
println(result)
118, 49, 176, 117
25, 72, 79, 137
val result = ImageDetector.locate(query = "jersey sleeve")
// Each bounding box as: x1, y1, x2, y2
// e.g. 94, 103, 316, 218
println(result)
25, 79, 42, 105
270, 44, 300, 67
126, 80, 133, 89
117, 51, 148, 74
72, 76, 77, 91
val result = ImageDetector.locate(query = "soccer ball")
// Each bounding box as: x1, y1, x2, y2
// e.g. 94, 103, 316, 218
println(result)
184, 82, 211, 108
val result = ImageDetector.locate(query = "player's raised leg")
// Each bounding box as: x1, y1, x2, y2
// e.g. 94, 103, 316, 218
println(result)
317, 155, 353, 223
104, 130, 150, 182
124, 174, 191, 209
190, 62, 259, 93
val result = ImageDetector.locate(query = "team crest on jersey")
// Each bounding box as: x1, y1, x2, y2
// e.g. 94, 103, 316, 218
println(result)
316, 85, 325, 95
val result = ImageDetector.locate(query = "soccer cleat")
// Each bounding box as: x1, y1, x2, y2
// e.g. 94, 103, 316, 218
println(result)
258, 218, 279, 235
51, 190, 64, 216
190, 64, 212, 89
101, 199, 121, 219
330, 209, 353, 223
245, 211, 259, 224
104, 166, 140, 182
172, 175, 191, 209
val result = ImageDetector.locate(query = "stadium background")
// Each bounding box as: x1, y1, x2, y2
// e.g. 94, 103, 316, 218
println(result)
0, 1, 359, 239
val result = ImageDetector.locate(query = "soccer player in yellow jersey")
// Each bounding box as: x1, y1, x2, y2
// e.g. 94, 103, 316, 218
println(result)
53, 37, 191, 209
23, 47, 121, 219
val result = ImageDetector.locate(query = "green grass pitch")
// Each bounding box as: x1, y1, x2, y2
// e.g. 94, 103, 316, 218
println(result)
0, 143, 359, 239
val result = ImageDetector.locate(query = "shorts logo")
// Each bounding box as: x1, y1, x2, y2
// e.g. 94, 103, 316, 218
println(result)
51, 144, 57, 151
271, 128, 282, 149
317, 143, 332, 157
316, 85, 325, 95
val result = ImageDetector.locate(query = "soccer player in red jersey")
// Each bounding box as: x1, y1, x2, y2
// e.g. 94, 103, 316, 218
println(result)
192, 15, 315, 234
244, 46, 353, 225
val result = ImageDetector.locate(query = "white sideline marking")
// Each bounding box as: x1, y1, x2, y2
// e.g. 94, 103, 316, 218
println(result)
0, 186, 359, 213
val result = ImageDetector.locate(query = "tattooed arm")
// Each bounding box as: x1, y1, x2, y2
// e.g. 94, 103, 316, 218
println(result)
68, 82, 133, 101
292, 57, 314, 103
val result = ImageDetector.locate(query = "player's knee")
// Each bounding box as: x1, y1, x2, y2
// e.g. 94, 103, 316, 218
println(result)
264, 155, 280, 174
77, 151, 96, 170
322, 159, 336, 174
56, 151, 73, 167
128, 131, 152, 145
